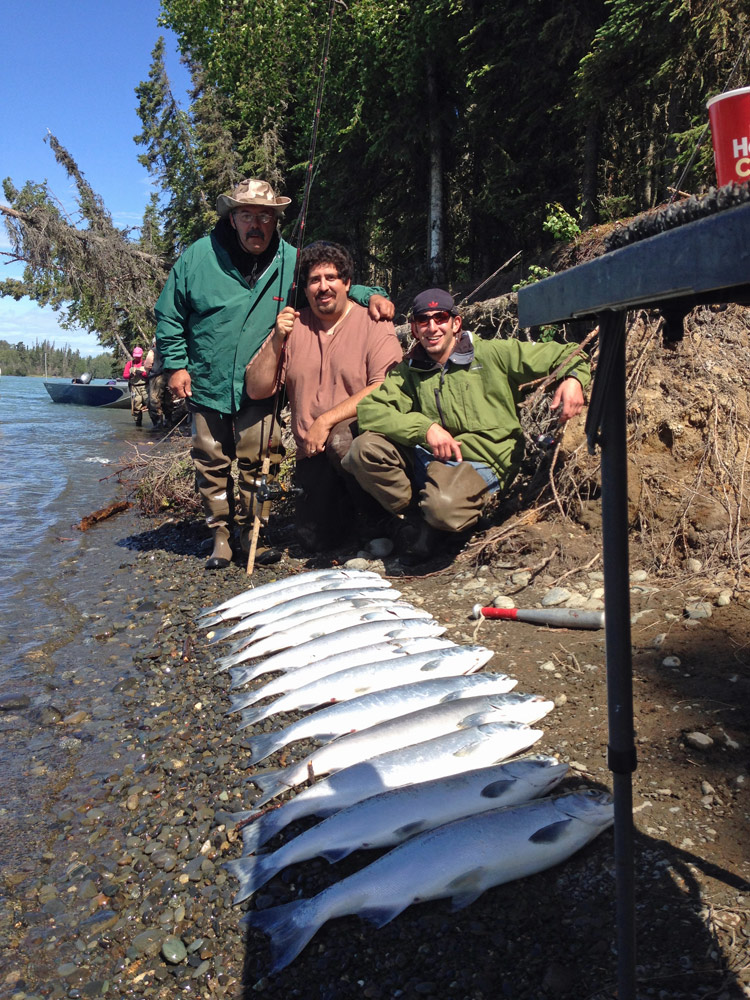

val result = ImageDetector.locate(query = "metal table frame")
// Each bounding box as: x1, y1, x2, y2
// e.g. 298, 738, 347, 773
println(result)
516, 200, 750, 1000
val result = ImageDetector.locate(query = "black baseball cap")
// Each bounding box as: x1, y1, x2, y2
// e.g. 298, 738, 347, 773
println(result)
411, 288, 458, 316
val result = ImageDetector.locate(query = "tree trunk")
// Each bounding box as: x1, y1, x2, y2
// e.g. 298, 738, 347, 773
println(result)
426, 58, 445, 285
581, 108, 601, 229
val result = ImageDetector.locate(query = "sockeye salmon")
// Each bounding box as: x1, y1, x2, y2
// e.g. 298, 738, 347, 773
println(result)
223, 722, 543, 853
224, 755, 568, 902
250, 694, 554, 806
228, 642, 485, 720
213, 589, 404, 648
215, 603, 434, 670
199, 567, 383, 619
199, 572, 391, 627
244, 671, 519, 764
228, 618, 447, 688
242, 789, 614, 972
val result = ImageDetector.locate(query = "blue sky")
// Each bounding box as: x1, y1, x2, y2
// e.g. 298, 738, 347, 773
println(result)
0, 1, 192, 356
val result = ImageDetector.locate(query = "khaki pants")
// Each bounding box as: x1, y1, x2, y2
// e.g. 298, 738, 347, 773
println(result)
342, 431, 491, 533
191, 401, 284, 533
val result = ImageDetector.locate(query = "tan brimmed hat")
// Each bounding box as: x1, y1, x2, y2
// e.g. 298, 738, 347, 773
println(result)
216, 179, 291, 218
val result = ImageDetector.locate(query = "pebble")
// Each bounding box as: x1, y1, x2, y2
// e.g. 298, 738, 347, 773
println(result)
492, 595, 516, 609
685, 558, 703, 573
367, 537, 394, 559
0, 693, 31, 711
716, 589, 732, 606
685, 602, 712, 619
630, 569, 649, 582
161, 936, 188, 964
685, 731, 714, 751
541, 587, 572, 607
662, 656, 681, 667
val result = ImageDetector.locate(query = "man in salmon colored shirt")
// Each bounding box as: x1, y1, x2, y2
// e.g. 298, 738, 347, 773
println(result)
245, 242, 402, 551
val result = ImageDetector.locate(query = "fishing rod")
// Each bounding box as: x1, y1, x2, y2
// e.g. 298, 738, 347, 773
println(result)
246, 0, 342, 574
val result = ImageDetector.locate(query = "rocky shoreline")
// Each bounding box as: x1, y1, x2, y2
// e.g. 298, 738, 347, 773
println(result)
1, 510, 748, 1000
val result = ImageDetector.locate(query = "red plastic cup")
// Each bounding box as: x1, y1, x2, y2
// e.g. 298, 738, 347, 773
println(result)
707, 86, 750, 186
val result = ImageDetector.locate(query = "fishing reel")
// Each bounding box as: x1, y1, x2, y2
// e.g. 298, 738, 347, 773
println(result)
256, 477, 303, 502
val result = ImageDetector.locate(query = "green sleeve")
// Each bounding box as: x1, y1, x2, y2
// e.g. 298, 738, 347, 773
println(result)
356, 367, 434, 446
348, 285, 388, 307
154, 262, 190, 371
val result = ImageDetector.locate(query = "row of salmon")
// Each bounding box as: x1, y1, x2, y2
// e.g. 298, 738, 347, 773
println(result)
198, 567, 613, 973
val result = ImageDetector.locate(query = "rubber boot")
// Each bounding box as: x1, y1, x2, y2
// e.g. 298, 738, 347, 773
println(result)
205, 523, 233, 570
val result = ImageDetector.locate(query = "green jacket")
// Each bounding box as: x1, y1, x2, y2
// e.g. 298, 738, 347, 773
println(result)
356, 333, 590, 492
155, 232, 384, 414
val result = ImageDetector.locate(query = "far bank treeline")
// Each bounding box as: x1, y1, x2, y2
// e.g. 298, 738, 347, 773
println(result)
0, 339, 114, 379
1, 0, 748, 355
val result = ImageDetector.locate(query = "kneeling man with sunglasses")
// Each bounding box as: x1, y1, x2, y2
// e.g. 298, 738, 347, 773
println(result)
342, 287, 590, 563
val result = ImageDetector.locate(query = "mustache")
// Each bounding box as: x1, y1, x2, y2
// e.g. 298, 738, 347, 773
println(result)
246, 229, 265, 239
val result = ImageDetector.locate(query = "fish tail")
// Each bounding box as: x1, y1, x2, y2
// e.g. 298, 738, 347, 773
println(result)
227, 691, 263, 715
246, 730, 283, 763
228, 667, 253, 689
206, 624, 233, 643
224, 855, 278, 903
213, 655, 238, 672
197, 612, 223, 628
236, 705, 271, 730
250, 767, 285, 795
243, 900, 320, 973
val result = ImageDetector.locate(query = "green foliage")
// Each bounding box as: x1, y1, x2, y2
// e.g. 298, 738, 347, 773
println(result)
134, 39, 215, 256
1, 135, 169, 357
512, 265, 555, 291
542, 203, 581, 242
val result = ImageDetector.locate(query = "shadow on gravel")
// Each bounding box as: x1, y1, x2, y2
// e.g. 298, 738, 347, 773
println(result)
116, 517, 207, 557
236, 817, 749, 1000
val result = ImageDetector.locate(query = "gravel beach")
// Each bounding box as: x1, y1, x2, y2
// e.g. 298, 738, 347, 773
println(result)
1, 504, 749, 1000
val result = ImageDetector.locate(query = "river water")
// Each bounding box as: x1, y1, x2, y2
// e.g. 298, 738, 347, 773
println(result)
0, 376, 171, 860
0, 376, 151, 676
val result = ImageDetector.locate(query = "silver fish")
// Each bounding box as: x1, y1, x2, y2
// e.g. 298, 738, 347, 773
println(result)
228, 641, 480, 719
245, 672, 519, 764
215, 589, 404, 649
228, 618, 447, 688
224, 755, 568, 901
224, 722, 543, 853
242, 789, 614, 972
199, 567, 382, 619
250, 694, 553, 806
199, 572, 391, 627
215, 603, 434, 670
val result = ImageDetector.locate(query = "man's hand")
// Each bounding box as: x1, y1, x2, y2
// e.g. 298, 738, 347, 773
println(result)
367, 294, 395, 322
168, 369, 192, 399
425, 422, 463, 463
274, 306, 299, 342
551, 377, 584, 423
299, 415, 331, 459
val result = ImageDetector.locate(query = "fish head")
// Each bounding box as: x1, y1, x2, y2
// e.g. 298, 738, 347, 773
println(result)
498, 754, 569, 790
555, 788, 615, 829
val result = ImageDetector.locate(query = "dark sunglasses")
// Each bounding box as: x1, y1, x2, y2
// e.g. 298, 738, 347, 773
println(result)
414, 311, 452, 327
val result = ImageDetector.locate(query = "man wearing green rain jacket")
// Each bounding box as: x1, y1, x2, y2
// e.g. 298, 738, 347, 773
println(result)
343, 287, 590, 563
155, 179, 392, 569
